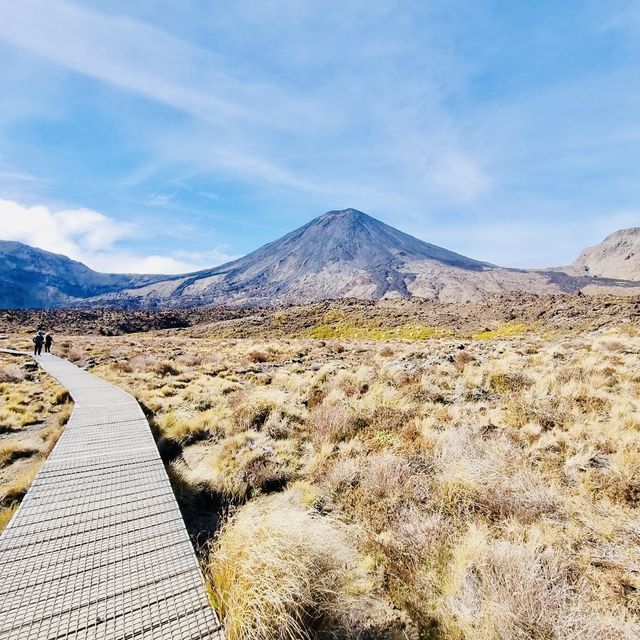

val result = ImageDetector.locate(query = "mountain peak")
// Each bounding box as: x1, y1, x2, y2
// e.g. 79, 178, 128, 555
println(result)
567, 227, 640, 281
4, 211, 637, 309
318, 208, 368, 220
604, 227, 640, 241
313, 209, 372, 229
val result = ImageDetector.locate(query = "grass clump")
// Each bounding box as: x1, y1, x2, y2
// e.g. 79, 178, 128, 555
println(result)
0, 441, 39, 467
489, 371, 534, 394
207, 490, 385, 640
0, 365, 25, 383
473, 322, 529, 340
0, 502, 18, 533
182, 431, 297, 502
307, 321, 451, 340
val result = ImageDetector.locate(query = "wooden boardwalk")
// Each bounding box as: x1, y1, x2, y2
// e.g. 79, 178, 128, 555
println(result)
0, 353, 223, 640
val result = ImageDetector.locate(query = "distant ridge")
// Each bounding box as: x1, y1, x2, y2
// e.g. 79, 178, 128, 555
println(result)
561, 228, 640, 281
0, 240, 162, 309
0, 210, 638, 309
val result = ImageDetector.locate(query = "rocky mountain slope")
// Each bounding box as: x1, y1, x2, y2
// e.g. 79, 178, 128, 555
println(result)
561, 228, 640, 280
0, 210, 638, 309
2, 293, 638, 337
0, 241, 163, 308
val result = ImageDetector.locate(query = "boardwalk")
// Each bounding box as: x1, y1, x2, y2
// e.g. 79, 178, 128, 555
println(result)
0, 353, 223, 640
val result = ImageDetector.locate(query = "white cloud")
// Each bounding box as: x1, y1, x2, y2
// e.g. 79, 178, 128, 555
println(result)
87, 253, 200, 275
0, 198, 233, 274
0, 199, 129, 259
0, 0, 319, 132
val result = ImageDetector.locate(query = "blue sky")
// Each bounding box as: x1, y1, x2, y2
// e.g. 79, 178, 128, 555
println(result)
0, 0, 638, 273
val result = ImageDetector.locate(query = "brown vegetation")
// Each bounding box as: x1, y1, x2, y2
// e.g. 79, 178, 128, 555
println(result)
2, 298, 639, 639
0, 353, 71, 531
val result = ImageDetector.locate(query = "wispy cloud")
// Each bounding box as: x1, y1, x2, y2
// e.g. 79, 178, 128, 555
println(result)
0, 0, 491, 206
0, 1, 637, 267
0, 198, 235, 273
0, 0, 321, 131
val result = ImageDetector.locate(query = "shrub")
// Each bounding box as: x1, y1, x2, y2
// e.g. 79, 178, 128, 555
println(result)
154, 361, 182, 377
0, 365, 25, 383
309, 401, 358, 445
489, 371, 534, 394
207, 491, 375, 640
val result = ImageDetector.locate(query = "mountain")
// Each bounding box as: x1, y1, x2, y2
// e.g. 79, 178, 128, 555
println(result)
0, 241, 163, 308
81, 209, 613, 307
92, 209, 496, 307
0, 210, 637, 309
560, 228, 640, 281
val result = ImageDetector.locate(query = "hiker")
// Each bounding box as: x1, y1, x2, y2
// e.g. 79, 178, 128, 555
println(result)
45, 333, 53, 353
33, 331, 45, 356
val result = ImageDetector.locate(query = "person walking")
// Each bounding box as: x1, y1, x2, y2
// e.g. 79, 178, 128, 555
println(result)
33, 331, 45, 356
44, 333, 53, 353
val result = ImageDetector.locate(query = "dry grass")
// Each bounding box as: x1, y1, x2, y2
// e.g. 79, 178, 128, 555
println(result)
207, 489, 388, 640
0, 502, 18, 532
0, 353, 71, 531
0, 440, 39, 467
0, 364, 26, 383
8, 319, 639, 638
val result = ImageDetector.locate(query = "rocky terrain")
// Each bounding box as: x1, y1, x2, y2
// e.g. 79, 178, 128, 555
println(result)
562, 227, 640, 280
0, 240, 162, 308
2, 293, 638, 339
188, 292, 640, 339
1, 210, 639, 309
0, 307, 252, 335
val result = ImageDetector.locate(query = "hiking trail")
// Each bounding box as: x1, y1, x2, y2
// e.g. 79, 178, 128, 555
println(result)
0, 351, 223, 640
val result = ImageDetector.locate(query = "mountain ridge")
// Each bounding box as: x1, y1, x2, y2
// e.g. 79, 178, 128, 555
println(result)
0, 209, 638, 309
0, 240, 165, 308
562, 227, 640, 281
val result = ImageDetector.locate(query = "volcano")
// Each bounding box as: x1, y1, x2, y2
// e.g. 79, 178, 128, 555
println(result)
1, 209, 637, 308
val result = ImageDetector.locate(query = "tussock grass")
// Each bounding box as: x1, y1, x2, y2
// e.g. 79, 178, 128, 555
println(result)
0, 502, 18, 533
0, 462, 40, 506
0, 353, 72, 523
41, 323, 640, 639
180, 430, 298, 501
0, 365, 26, 383
307, 321, 451, 340
0, 440, 39, 467
207, 490, 384, 640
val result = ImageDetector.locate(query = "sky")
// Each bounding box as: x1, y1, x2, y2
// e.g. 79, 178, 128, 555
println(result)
0, 0, 639, 273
